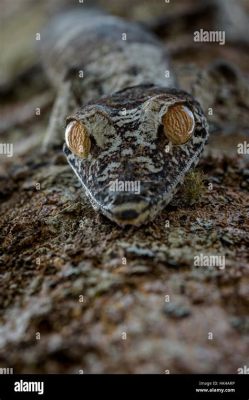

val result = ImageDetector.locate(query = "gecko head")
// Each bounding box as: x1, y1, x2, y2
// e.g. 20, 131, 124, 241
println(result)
63, 85, 208, 226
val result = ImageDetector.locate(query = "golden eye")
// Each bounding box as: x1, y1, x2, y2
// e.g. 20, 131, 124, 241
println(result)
65, 120, 91, 158
162, 104, 195, 145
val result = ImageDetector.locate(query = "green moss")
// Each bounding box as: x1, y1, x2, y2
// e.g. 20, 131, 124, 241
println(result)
182, 170, 205, 205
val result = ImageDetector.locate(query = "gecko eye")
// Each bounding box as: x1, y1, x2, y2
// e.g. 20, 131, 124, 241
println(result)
162, 104, 195, 145
65, 120, 91, 158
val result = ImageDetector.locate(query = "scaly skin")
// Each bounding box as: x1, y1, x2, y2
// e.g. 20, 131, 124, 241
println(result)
41, 9, 209, 226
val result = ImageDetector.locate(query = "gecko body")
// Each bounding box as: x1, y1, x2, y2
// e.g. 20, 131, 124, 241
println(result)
41, 9, 209, 226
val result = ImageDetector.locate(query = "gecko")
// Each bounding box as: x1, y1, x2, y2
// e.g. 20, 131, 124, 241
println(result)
40, 7, 209, 226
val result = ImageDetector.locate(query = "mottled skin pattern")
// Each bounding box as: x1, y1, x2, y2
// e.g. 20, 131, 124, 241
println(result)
41, 9, 209, 226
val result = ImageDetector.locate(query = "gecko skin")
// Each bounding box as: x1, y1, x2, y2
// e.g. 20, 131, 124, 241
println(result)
41, 9, 209, 226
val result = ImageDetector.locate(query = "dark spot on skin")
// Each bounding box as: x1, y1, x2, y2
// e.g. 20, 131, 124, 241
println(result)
197, 127, 208, 138
128, 66, 140, 75
118, 209, 139, 220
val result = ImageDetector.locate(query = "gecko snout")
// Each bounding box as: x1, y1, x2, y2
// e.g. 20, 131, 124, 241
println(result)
104, 192, 151, 226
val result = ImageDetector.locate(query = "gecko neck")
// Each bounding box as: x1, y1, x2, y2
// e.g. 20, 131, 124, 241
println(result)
79, 42, 176, 102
